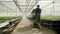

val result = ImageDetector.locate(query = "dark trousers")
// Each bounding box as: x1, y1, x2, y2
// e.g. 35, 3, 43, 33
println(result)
36, 14, 41, 29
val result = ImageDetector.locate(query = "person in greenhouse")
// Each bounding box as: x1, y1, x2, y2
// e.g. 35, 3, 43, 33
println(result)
32, 5, 41, 31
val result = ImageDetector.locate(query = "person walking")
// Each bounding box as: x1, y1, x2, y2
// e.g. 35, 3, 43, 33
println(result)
32, 5, 42, 31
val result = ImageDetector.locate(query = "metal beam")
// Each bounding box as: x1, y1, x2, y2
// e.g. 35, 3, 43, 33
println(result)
27, 0, 39, 16
13, 0, 22, 13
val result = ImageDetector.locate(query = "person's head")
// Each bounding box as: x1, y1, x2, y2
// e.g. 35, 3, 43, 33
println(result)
37, 5, 40, 8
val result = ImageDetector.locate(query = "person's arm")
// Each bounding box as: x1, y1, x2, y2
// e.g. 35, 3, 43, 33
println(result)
31, 9, 36, 15
31, 9, 35, 14
40, 9, 42, 14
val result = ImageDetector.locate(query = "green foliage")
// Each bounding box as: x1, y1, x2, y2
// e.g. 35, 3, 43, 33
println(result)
0, 17, 18, 20
31, 15, 36, 20
31, 21, 38, 28
0, 20, 6, 23
0, 17, 19, 23
41, 16, 60, 19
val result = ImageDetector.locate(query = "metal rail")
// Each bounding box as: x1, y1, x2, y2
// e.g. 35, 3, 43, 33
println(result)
13, 0, 22, 12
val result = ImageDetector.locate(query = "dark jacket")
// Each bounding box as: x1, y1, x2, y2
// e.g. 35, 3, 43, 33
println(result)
32, 8, 41, 22
33, 8, 41, 16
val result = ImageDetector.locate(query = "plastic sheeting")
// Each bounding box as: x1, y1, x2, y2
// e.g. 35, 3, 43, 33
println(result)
0, 0, 60, 17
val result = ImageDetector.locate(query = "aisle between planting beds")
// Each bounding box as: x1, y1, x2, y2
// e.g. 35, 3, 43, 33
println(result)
0, 17, 22, 34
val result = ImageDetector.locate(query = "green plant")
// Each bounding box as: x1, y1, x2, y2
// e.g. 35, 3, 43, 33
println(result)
31, 21, 38, 28
31, 15, 36, 20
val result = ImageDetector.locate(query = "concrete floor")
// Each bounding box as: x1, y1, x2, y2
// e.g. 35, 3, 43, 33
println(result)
11, 18, 57, 34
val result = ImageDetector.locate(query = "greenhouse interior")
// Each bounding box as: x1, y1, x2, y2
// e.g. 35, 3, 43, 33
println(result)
0, 0, 60, 34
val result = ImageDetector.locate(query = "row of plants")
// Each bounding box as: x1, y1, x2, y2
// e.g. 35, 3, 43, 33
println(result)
41, 16, 60, 19
29, 15, 39, 28
29, 15, 60, 28
0, 17, 19, 23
